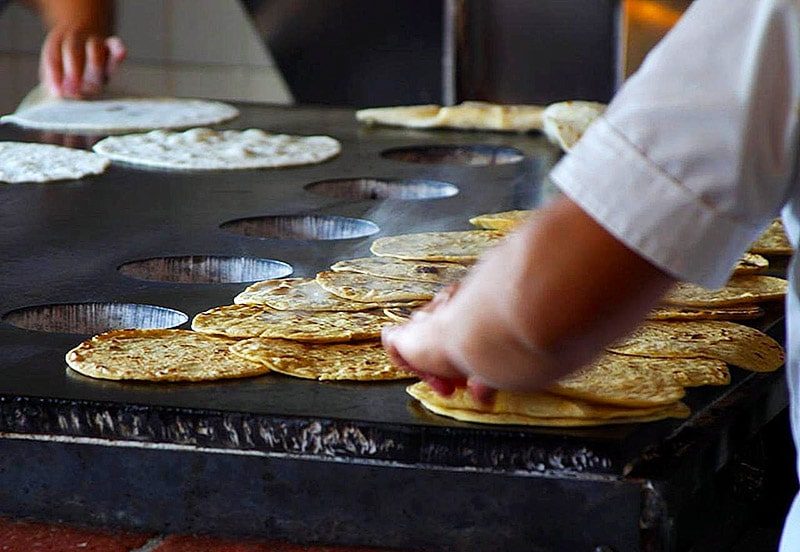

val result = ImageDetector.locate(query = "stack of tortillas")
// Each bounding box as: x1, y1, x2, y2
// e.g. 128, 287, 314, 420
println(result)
408, 318, 784, 427
400, 211, 786, 427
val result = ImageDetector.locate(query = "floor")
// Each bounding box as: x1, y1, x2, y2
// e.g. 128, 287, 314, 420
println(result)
0, 517, 404, 552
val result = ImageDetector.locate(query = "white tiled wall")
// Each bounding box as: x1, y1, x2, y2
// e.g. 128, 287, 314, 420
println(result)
0, 0, 293, 114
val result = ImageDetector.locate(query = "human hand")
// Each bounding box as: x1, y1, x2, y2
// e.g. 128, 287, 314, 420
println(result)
382, 196, 676, 408
381, 235, 554, 406
39, 27, 126, 99
383, 283, 497, 404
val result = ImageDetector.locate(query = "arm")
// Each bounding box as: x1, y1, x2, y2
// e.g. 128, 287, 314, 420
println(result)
383, 196, 676, 401
22, 0, 127, 98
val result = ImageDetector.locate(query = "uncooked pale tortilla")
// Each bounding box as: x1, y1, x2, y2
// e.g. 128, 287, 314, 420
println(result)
468, 209, 536, 232
191, 303, 393, 342
230, 338, 415, 381
330, 256, 469, 284
316, 270, 443, 303
1, 97, 239, 133
65, 328, 269, 382
0, 141, 109, 183
542, 100, 606, 152
234, 278, 422, 311
607, 320, 785, 372
93, 128, 341, 170
662, 275, 787, 307
356, 101, 545, 132
370, 230, 505, 262
406, 382, 690, 427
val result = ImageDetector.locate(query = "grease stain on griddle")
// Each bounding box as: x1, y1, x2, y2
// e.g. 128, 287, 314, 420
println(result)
2, 302, 188, 334
381, 144, 525, 166
305, 177, 459, 200
118, 255, 293, 284
220, 214, 379, 240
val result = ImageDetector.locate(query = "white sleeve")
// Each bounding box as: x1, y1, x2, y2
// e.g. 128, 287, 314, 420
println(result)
549, 0, 800, 288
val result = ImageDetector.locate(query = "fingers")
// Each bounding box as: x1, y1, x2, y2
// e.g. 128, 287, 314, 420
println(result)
81, 36, 108, 96
40, 30, 127, 99
39, 31, 65, 98
104, 36, 127, 75
61, 32, 88, 98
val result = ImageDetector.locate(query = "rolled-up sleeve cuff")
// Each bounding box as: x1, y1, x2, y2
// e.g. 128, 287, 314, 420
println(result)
549, 118, 757, 289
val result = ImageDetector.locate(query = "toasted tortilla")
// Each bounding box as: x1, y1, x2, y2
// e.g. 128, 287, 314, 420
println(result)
468, 209, 536, 232
407, 382, 689, 427
607, 320, 785, 372
662, 275, 787, 307
65, 328, 269, 382
234, 278, 423, 311
542, 100, 606, 152
316, 270, 443, 303
330, 256, 469, 284
356, 101, 545, 132
749, 218, 793, 256
191, 303, 393, 342
230, 338, 415, 381
370, 230, 505, 262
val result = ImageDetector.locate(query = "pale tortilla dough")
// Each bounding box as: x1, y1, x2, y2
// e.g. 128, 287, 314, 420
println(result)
0, 141, 109, 183
92, 128, 342, 170
1, 97, 240, 134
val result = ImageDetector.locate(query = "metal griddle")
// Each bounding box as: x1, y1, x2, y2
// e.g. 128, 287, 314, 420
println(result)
0, 104, 789, 552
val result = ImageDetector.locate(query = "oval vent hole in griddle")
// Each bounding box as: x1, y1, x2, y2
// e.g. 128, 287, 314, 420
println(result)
304, 178, 459, 200
380, 145, 525, 166
118, 255, 293, 284
2, 303, 189, 334
220, 215, 380, 240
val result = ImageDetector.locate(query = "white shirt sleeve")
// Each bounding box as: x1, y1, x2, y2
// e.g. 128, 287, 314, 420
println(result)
550, 0, 800, 288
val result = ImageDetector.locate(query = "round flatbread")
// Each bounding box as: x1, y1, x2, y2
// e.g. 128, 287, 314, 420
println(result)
542, 100, 606, 152
93, 128, 341, 170
1, 97, 239, 134
234, 278, 422, 311
662, 275, 787, 307
370, 230, 505, 262
330, 256, 469, 284
230, 338, 415, 381
749, 218, 794, 255
191, 303, 393, 342
647, 304, 765, 321
406, 382, 690, 427
607, 320, 785, 372
65, 328, 269, 382
316, 270, 443, 303
733, 252, 769, 274
468, 209, 536, 232
383, 307, 414, 323
355, 101, 545, 132
0, 141, 109, 183
549, 353, 727, 408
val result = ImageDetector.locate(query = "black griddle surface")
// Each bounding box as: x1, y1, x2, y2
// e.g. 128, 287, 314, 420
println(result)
0, 104, 787, 480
